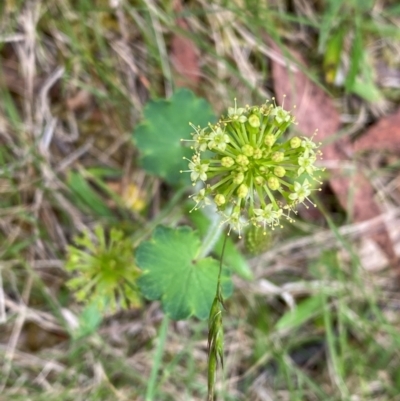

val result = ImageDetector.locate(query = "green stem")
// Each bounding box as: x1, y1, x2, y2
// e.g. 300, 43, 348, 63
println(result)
196, 212, 223, 260
210, 174, 235, 191
146, 314, 170, 401
217, 231, 228, 294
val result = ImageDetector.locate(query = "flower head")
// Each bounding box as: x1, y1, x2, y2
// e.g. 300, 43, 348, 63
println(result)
65, 226, 141, 311
183, 99, 322, 235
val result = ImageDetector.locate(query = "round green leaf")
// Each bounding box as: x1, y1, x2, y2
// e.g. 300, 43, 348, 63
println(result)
136, 226, 232, 320
133, 89, 215, 185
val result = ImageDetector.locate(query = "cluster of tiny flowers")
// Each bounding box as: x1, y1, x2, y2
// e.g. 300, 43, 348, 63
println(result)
181, 99, 322, 237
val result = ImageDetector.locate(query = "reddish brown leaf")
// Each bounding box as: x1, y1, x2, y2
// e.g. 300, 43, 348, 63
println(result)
354, 108, 400, 153
170, 2, 200, 88
270, 40, 398, 265
269, 42, 342, 143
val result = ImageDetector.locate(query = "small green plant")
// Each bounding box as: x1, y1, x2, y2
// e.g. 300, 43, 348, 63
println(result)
65, 225, 141, 311
182, 98, 323, 400
65, 91, 323, 400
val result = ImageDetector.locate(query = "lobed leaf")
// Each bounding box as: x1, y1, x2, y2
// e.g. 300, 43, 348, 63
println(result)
133, 88, 215, 186
136, 226, 232, 320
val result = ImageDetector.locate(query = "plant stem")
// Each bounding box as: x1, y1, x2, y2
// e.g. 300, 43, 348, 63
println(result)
146, 314, 170, 401
197, 213, 223, 259
217, 232, 228, 294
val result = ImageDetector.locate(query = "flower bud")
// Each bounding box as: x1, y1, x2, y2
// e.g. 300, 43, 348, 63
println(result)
214, 194, 226, 206
290, 136, 301, 149
254, 176, 264, 185
233, 172, 244, 184
267, 176, 280, 190
274, 166, 286, 177
236, 154, 249, 166
241, 144, 254, 157
237, 184, 248, 198
272, 151, 284, 163
221, 156, 234, 167
264, 134, 275, 147
253, 148, 262, 159
248, 114, 260, 128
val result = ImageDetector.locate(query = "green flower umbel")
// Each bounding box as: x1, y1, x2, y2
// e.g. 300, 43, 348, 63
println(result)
66, 226, 141, 311
183, 99, 322, 237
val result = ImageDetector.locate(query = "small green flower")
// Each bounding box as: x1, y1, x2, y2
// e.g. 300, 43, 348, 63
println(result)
298, 151, 317, 176
222, 209, 247, 237
272, 106, 292, 125
301, 136, 319, 153
252, 204, 282, 230
189, 124, 209, 152
183, 99, 322, 235
182, 155, 209, 182
289, 179, 312, 204
190, 188, 211, 210
208, 126, 230, 151
227, 98, 247, 123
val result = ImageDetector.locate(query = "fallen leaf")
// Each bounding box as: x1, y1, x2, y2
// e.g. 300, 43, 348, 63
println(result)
170, 1, 200, 88
270, 40, 398, 266
354, 108, 400, 153
270, 50, 342, 142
